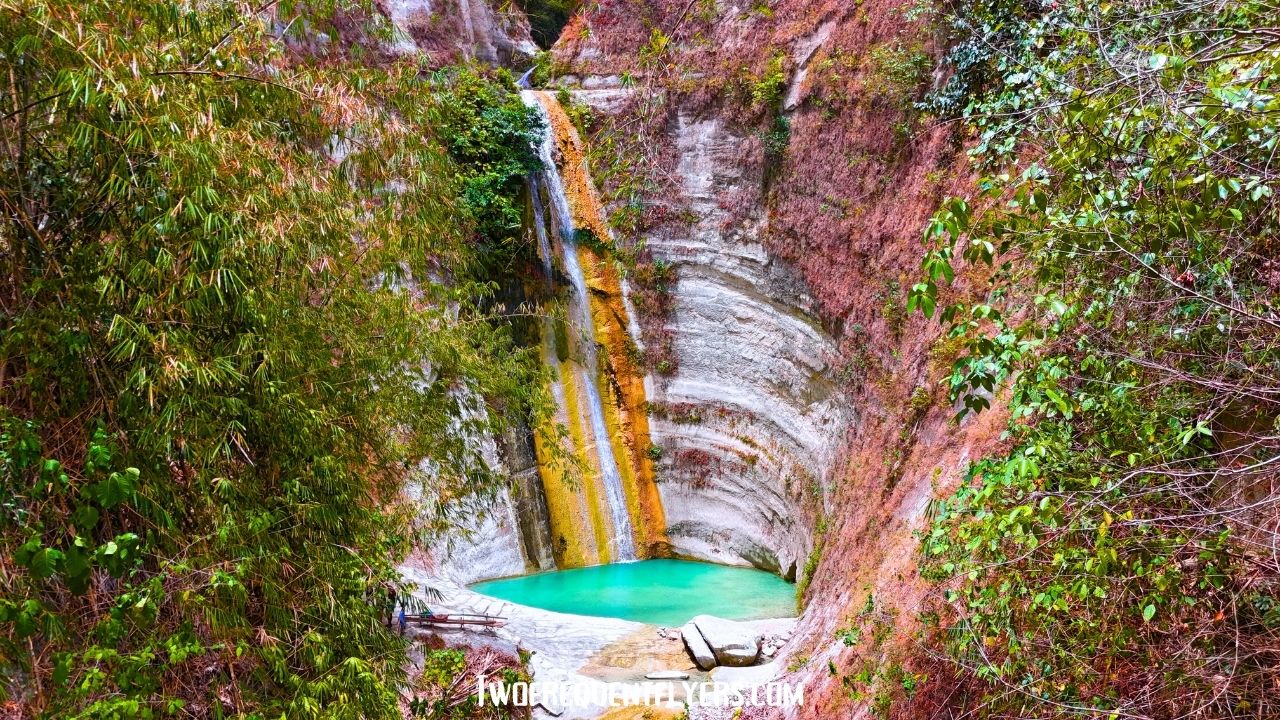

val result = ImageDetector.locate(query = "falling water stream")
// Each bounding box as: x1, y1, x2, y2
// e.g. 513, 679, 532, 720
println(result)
469, 87, 801, 629
524, 90, 637, 562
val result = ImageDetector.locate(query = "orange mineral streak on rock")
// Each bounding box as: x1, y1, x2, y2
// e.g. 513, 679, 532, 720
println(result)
532, 92, 613, 242
580, 244, 670, 556
532, 91, 669, 557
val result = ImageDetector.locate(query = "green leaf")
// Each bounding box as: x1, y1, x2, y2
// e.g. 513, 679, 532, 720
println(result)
1142, 604, 1156, 623
64, 543, 92, 595
29, 547, 65, 580
53, 655, 72, 686
15, 537, 41, 567
90, 467, 139, 508
72, 504, 100, 532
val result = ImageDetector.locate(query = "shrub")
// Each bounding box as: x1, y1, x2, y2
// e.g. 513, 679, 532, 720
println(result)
751, 52, 789, 109
910, 1, 1280, 716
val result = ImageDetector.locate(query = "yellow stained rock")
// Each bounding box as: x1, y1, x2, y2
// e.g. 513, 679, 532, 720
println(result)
531, 91, 669, 563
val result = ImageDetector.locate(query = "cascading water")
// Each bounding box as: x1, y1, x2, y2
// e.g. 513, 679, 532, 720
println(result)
524, 90, 638, 563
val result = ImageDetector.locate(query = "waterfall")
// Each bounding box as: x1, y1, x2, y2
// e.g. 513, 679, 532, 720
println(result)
524, 90, 639, 563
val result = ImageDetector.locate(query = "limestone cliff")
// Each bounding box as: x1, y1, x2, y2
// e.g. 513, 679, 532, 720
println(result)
550, 2, 1008, 716
609, 96, 851, 579
380, 0, 538, 66
407, 1, 1010, 714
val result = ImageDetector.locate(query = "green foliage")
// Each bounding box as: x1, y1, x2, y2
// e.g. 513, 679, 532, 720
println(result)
761, 114, 791, 159
828, 595, 922, 717
865, 42, 931, 113
751, 52, 789, 110
406, 647, 530, 719
836, 625, 862, 647
556, 87, 595, 139
0, 1, 544, 717
795, 542, 822, 601
573, 227, 613, 257
879, 279, 906, 337
638, 28, 672, 68
796, 519, 830, 602
745, 52, 791, 180
429, 66, 545, 276
912, 1, 1280, 716
862, 41, 932, 145
917, 0, 1045, 120
526, 50, 571, 88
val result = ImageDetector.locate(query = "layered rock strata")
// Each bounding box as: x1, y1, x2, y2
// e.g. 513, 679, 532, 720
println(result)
561, 86, 851, 579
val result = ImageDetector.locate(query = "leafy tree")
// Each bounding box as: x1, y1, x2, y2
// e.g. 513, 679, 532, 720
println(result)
912, 0, 1280, 716
429, 66, 545, 277
0, 1, 544, 717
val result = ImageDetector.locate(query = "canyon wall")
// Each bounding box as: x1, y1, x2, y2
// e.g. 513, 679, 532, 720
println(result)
426, 82, 840, 585
407, 2, 1012, 714
425, 424, 557, 586
552, 2, 1010, 716
575, 84, 853, 578
381, 0, 538, 66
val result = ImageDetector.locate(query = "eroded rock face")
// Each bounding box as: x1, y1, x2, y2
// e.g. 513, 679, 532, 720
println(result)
427, 425, 556, 585
578, 97, 852, 577
381, 0, 537, 66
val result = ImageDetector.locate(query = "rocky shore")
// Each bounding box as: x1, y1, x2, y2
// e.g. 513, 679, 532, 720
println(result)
400, 563, 797, 719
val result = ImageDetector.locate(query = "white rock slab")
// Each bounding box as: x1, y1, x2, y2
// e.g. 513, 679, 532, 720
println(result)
681, 621, 718, 670
709, 660, 783, 686
691, 615, 761, 667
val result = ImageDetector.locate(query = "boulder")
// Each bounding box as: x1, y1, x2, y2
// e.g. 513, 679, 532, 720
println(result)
691, 615, 761, 667
710, 660, 782, 686
680, 621, 717, 670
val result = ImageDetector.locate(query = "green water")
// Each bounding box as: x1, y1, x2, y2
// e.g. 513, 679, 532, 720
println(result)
470, 559, 796, 626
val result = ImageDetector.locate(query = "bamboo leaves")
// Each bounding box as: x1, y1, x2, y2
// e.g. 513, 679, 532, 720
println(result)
1, 1, 543, 716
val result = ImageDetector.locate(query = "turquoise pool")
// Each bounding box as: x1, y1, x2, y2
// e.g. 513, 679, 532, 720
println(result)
470, 559, 796, 626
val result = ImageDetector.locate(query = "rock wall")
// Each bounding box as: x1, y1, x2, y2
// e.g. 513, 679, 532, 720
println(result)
636, 108, 850, 577
380, 0, 538, 66
422, 409, 556, 585
551, 2, 1012, 717
409, 5, 1012, 715
427, 79, 847, 583
554, 28, 857, 578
